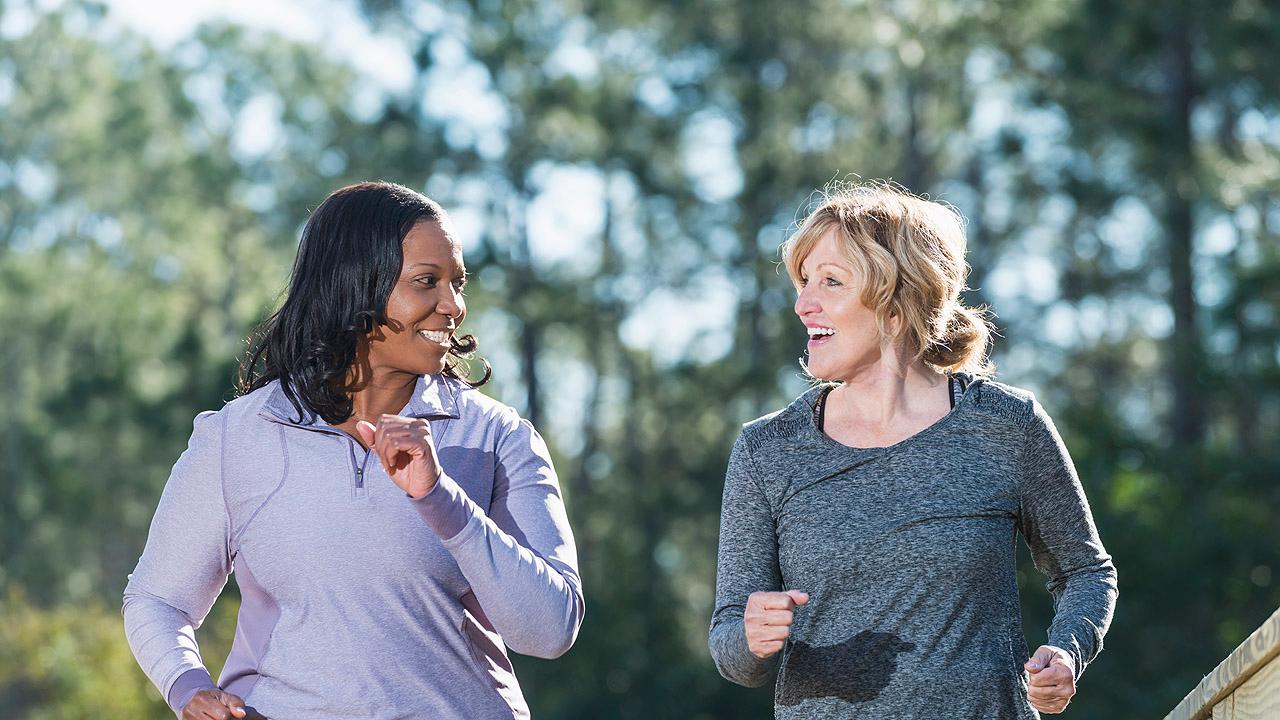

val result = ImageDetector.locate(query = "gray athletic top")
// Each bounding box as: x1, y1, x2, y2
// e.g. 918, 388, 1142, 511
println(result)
709, 377, 1117, 719
123, 375, 583, 719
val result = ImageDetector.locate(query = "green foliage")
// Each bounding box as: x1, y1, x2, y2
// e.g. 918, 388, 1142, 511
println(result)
2, 0, 1279, 718
0, 588, 239, 718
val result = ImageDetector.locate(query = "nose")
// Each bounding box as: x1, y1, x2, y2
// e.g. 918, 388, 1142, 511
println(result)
794, 283, 819, 318
438, 283, 465, 321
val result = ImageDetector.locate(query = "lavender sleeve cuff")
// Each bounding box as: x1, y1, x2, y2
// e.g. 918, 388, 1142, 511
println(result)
167, 667, 216, 715
410, 472, 477, 540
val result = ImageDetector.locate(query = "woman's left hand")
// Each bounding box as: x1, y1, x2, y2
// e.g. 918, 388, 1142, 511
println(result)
356, 415, 441, 498
1025, 645, 1076, 714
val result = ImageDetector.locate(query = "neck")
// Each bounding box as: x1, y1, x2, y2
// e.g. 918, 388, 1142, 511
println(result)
827, 343, 945, 426
345, 344, 421, 423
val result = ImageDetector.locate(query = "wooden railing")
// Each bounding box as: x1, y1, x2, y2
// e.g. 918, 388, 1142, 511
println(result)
1164, 605, 1280, 720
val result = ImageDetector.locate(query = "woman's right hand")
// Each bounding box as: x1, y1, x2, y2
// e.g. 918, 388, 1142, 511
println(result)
356, 416, 441, 499
744, 590, 809, 659
182, 689, 247, 719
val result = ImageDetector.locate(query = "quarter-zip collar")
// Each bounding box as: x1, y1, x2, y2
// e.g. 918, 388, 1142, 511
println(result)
404, 373, 462, 420
258, 374, 462, 429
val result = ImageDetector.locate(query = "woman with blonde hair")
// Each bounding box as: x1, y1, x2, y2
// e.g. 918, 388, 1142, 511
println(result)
709, 182, 1116, 718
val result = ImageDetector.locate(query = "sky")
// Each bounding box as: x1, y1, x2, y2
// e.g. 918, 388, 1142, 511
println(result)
107, 0, 414, 86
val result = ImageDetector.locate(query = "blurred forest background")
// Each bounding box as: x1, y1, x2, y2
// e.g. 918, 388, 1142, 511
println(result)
2, 0, 1279, 717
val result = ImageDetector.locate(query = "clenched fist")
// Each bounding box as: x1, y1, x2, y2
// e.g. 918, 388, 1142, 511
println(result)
1025, 645, 1076, 714
182, 689, 247, 720
743, 590, 809, 659
356, 414, 441, 498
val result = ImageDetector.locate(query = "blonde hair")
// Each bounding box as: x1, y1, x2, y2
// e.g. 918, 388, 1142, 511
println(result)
782, 181, 995, 377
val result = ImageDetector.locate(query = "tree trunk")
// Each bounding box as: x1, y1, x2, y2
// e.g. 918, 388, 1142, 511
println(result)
1164, 13, 1204, 447
507, 189, 542, 426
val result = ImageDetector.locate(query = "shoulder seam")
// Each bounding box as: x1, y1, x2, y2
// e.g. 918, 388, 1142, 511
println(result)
217, 410, 233, 563
736, 435, 775, 516
740, 390, 824, 452
972, 382, 1036, 429
742, 413, 808, 453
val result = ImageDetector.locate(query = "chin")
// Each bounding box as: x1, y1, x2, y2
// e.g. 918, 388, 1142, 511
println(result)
422, 361, 448, 376
803, 362, 837, 382
805, 359, 865, 384
396, 359, 447, 377
412, 351, 450, 376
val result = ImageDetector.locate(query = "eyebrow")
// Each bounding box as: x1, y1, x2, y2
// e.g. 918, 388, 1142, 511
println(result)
812, 262, 850, 273
407, 262, 468, 277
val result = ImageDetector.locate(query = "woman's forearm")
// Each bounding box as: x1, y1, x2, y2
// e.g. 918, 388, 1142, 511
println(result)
122, 586, 217, 715
414, 473, 584, 658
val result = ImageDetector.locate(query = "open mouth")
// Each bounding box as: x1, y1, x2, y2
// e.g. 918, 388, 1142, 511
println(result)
806, 325, 835, 347
418, 329, 453, 346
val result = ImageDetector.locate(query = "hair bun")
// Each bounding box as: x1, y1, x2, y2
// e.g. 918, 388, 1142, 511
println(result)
923, 305, 993, 375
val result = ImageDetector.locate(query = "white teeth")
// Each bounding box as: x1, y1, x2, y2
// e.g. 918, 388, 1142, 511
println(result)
419, 329, 452, 344
807, 327, 835, 337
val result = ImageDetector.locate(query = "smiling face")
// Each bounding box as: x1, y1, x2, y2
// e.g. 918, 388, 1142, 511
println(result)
366, 219, 467, 377
794, 227, 887, 382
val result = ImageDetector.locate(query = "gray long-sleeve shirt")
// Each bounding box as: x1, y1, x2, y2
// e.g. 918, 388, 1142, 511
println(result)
123, 375, 584, 719
709, 378, 1117, 719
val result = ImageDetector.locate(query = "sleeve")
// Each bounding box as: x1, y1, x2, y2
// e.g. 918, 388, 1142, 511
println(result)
410, 413, 584, 659
1016, 397, 1118, 681
121, 410, 232, 717
708, 432, 782, 688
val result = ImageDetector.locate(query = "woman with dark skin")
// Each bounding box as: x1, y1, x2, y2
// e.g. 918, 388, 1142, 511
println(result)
125, 181, 583, 720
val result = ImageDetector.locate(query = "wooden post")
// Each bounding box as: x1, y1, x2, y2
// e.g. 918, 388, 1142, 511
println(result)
1164, 605, 1280, 720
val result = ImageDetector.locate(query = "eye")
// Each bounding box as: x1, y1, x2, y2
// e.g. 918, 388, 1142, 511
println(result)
416, 274, 438, 288
824, 275, 843, 287
452, 276, 468, 291
798, 275, 809, 288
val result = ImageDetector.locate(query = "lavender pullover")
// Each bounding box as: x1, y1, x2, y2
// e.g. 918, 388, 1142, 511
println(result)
123, 375, 584, 719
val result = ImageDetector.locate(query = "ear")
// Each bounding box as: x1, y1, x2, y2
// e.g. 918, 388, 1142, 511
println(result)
885, 300, 903, 330
874, 303, 903, 346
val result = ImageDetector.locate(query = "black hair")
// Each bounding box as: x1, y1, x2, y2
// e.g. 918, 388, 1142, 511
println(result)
238, 181, 490, 424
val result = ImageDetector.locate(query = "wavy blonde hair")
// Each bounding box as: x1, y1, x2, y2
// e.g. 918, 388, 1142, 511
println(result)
782, 181, 995, 377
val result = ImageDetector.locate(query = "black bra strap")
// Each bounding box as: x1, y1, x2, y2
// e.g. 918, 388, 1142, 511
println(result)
949, 374, 970, 409
814, 385, 834, 433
